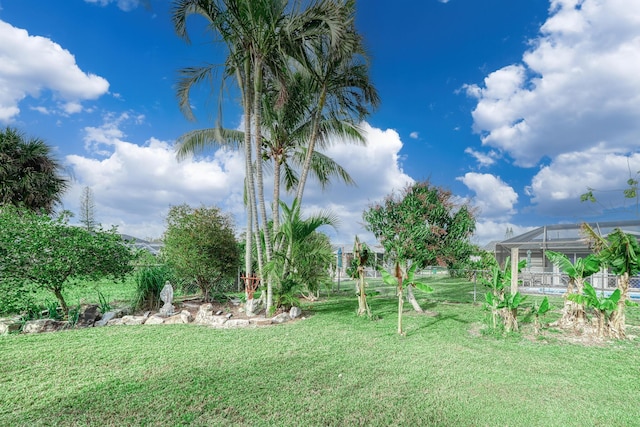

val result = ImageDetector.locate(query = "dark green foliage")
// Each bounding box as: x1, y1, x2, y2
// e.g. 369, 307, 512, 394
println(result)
0, 277, 37, 316
0, 206, 135, 316
363, 180, 476, 271
0, 127, 69, 214
273, 278, 301, 312
162, 204, 239, 302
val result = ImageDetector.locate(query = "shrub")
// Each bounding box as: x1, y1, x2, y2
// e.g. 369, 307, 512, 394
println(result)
133, 265, 173, 311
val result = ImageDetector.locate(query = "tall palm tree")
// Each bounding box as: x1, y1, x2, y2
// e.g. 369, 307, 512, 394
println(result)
292, 0, 380, 204
172, 0, 361, 313
260, 68, 362, 234
0, 127, 69, 214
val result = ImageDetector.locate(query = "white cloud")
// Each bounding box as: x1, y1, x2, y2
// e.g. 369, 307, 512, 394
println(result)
527, 149, 640, 216
62, 119, 413, 245
409, 131, 419, 139
466, 0, 640, 167
84, 0, 142, 11
472, 220, 536, 248
0, 20, 109, 122
457, 172, 518, 220
464, 147, 498, 168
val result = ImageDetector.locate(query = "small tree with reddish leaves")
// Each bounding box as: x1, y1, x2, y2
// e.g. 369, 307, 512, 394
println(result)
363, 181, 476, 334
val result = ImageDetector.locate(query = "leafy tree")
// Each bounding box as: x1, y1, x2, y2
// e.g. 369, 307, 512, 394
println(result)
162, 204, 239, 302
0, 206, 134, 315
364, 181, 475, 334
79, 186, 97, 231
545, 251, 601, 328
0, 127, 69, 214
363, 181, 477, 272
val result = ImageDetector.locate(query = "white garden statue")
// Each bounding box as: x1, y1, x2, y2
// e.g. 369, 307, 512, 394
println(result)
159, 281, 175, 316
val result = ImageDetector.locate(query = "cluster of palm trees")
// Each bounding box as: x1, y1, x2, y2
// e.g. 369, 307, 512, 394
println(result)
171, 0, 379, 313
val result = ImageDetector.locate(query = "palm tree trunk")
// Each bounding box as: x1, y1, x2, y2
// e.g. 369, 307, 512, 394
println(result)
238, 64, 255, 304
272, 157, 282, 242
252, 58, 275, 314
294, 84, 327, 204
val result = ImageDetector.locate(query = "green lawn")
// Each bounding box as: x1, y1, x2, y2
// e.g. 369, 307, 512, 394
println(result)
1, 278, 640, 426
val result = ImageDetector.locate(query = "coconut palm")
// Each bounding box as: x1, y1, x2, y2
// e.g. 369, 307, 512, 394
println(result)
173, 0, 365, 313
260, 69, 362, 234
0, 127, 69, 214
292, 1, 380, 204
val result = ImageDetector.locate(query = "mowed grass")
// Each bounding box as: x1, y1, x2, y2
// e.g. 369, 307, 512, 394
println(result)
1, 278, 640, 426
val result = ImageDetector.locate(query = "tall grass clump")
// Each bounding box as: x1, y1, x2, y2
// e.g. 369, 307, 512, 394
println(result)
133, 265, 173, 311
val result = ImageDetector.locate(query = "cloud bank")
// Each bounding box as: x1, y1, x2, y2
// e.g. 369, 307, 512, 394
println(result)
0, 20, 109, 122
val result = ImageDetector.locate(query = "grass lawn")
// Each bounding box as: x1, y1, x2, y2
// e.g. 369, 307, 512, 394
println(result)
1, 277, 640, 426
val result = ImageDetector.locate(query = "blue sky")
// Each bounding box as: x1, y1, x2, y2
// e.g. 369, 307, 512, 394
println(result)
1, 0, 639, 247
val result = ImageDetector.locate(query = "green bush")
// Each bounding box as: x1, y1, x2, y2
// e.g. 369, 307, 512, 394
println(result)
0, 278, 37, 316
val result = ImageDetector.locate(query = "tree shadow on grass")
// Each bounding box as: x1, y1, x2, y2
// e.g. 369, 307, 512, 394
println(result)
408, 313, 471, 336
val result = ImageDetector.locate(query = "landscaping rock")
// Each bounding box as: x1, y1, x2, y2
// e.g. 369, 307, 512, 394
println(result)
289, 306, 302, 319
225, 319, 250, 328
194, 304, 214, 324
144, 315, 165, 325
249, 317, 272, 326
271, 313, 290, 324
106, 318, 124, 326
164, 311, 192, 325
120, 315, 147, 326
77, 305, 101, 327
0, 318, 21, 335
23, 319, 69, 334
95, 311, 117, 327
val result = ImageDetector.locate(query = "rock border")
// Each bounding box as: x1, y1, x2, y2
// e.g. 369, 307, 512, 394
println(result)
1, 303, 305, 335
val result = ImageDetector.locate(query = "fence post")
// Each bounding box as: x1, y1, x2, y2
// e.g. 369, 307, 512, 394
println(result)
473, 270, 477, 304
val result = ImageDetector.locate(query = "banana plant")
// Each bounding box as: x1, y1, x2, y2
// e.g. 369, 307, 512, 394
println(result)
588, 226, 640, 338
568, 283, 621, 338
482, 256, 527, 332
380, 263, 433, 335
545, 251, 600, 327
531, 296, 551, 335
